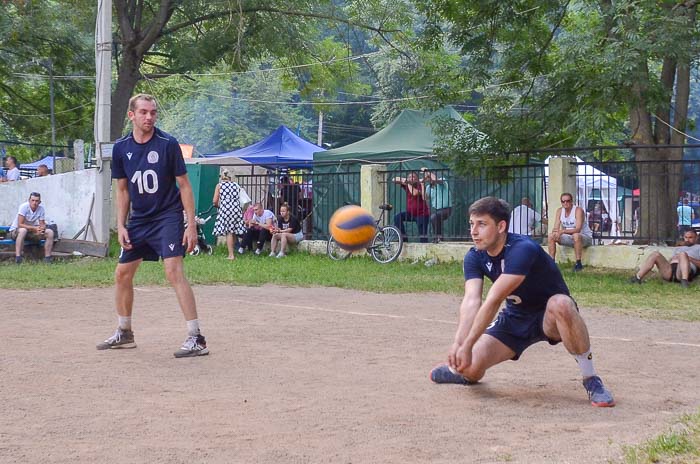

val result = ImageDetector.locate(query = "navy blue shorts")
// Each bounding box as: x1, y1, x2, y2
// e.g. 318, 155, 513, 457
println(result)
485, 306, 563, 360
119, 213, 185, 263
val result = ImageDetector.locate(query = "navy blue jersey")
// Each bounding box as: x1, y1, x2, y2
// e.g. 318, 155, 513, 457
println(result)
112, 127, 187, 223
463, 233, 569, 313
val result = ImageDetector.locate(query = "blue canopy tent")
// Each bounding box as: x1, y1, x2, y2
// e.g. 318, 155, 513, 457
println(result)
204, 125, 323, 168
20, 155, 66, 171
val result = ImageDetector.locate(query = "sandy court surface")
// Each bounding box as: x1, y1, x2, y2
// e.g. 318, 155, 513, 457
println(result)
2, 285, 699, 464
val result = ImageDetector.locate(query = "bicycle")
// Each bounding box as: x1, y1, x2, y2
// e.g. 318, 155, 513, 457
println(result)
327, 204, 403, 264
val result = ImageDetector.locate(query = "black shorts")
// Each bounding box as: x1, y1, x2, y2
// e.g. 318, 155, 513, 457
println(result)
670, 263, 697, 282
484, 298, 578, 360
119, 213, 185, 263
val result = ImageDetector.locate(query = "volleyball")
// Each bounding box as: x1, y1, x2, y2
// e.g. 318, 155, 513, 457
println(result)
329, 205, 376, 251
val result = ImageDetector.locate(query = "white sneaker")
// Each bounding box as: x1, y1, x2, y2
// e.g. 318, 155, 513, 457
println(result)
238, 247, 244, 254
269, 251, 276, 257
276, 252, 286, 258
254, 248, 262, 255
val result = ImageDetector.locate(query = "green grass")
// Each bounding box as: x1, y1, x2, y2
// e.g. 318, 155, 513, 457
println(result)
1, 245, 698, 321
622, 409, 700, 464
2, 244, 700, 461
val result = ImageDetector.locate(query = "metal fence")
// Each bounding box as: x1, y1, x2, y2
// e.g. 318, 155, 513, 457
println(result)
380, 164, 548, 243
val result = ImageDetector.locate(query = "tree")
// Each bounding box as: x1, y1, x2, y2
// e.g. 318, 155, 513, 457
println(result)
153, 61, 315, 154
0, 0, 95, 160
413, 0, 699, 243
111, 0, 403, 140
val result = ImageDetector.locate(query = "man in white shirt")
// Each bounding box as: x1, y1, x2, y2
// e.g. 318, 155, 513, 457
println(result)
9, 192, 55, 263
509, 197, 545, 236
2, 156, 21, 182
240, 202, 276, 255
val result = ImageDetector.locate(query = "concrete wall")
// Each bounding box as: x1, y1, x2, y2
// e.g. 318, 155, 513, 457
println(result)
298, 240, 674, 271
0, 169, 101, 239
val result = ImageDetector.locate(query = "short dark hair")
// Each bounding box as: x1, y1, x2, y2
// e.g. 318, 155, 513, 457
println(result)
29, 191, 41, 200
6, 156, 17, 165
469, 196, 511, 226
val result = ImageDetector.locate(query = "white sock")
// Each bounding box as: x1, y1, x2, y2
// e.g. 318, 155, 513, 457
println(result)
186, 319, 200, 336
574, 350, 597, 378
118, 316, 132, 330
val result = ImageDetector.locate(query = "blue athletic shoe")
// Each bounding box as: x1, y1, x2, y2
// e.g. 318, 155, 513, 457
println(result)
429, 364, 473, 385
583, 375, 615, 407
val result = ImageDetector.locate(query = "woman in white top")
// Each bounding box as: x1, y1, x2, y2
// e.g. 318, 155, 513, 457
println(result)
548, 192, 592, 272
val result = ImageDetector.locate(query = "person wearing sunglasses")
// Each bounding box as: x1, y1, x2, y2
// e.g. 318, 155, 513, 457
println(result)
548, 193, 593, 271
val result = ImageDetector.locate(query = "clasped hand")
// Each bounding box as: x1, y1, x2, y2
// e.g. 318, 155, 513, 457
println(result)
448, 341, 472, 373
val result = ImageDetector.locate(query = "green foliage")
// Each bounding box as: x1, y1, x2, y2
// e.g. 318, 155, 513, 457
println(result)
152, 61, 315, 154
411, 0, 700, 173
0, 0, 95, 151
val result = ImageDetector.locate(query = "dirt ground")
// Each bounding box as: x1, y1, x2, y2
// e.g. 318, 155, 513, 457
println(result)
1, 285, 699, 464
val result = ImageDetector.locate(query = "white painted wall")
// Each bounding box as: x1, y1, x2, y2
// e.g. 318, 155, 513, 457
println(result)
0, 169, 100, 239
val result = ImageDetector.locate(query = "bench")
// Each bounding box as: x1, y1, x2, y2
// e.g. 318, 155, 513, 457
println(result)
0, 225, 46, 247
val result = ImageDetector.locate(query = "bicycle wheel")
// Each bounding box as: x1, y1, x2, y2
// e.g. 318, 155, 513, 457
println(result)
370, 225, 403, 264
327, 235, 352, 261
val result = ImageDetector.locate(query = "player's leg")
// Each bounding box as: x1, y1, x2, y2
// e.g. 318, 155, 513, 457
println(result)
96, 259, 141, 350
164, 255, 209, 358
543, 294, 614, 407
430, 334, 515, 385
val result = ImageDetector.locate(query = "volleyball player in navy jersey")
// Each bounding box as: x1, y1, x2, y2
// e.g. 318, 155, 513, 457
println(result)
430, 197, 614, 407
96, 93, 208, 358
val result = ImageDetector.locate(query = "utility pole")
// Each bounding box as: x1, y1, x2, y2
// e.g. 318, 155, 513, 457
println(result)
317, 110, 323, 147
47, 59, 56, 171
95, 0, 112, 243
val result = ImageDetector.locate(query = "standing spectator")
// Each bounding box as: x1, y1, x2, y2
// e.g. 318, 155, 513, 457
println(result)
2, 156, 21, 182
509, 197, 545, 236
9, 192, 55, 264
95, 93, 209, 358
393, 171, 430, 243
240, 202, 276, 255
269, 202, 303, 258
548, 192, 593, 272
36, 164, 51, 177
677, 198, 695, 235
280, 175, 301, 216
421, 167, 452, 242
212, 169, 249, 260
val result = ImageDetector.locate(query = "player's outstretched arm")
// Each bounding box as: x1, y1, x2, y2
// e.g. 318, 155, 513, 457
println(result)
448, 278, 483, 370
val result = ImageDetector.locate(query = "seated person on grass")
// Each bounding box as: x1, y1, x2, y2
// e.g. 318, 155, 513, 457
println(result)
240, 202, 275, 255
269, 202, 303, 258
629, 229, 700, 288
9, 192, 55, 263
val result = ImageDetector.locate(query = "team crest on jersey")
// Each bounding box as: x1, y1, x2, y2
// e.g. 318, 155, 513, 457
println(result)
486, 262, 493, 272
147, 151, 159, 163
126, 152, 133, 160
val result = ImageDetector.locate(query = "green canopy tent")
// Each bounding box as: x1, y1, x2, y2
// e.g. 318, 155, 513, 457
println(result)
312, 107, 545, 240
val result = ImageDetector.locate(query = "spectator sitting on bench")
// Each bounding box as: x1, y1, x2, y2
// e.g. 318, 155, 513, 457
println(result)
240, 202, 276, 255
269, 202, 303, 258
9, 191, 55, 263
36, 164, 51, 177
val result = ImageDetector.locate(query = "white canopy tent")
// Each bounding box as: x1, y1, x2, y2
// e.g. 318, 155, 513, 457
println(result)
545, 156, 621, 236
